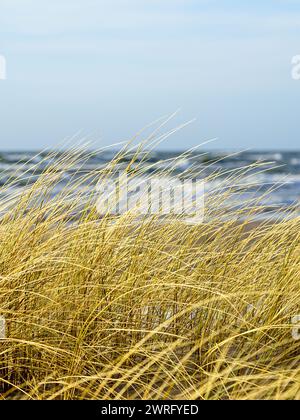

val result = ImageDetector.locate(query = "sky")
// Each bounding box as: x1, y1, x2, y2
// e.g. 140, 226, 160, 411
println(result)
0, 0, 299, 151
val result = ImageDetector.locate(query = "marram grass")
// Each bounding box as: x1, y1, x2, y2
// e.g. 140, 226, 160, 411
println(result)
0, 144, 299, 400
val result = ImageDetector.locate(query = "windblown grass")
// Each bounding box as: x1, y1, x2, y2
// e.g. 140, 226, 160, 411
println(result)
0, 141, 299, 400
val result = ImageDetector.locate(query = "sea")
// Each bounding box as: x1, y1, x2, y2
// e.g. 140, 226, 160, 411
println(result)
0, 150, 299, 220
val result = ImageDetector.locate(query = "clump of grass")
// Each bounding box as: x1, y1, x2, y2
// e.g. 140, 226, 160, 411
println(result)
0, 139, 299, 400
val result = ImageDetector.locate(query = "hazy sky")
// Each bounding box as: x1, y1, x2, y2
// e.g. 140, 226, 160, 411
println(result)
0, 0, 299, 150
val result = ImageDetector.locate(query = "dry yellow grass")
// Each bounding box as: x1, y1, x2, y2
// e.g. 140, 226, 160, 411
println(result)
0, 142, 299, 400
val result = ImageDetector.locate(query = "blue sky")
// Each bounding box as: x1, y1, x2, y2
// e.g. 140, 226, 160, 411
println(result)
0, 0, 299, 150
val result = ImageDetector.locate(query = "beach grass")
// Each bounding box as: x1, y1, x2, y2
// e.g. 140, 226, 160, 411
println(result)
0, 143, 299, 400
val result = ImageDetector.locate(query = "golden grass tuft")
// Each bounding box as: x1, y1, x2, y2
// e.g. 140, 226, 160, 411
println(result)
0, 141, 299, 400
